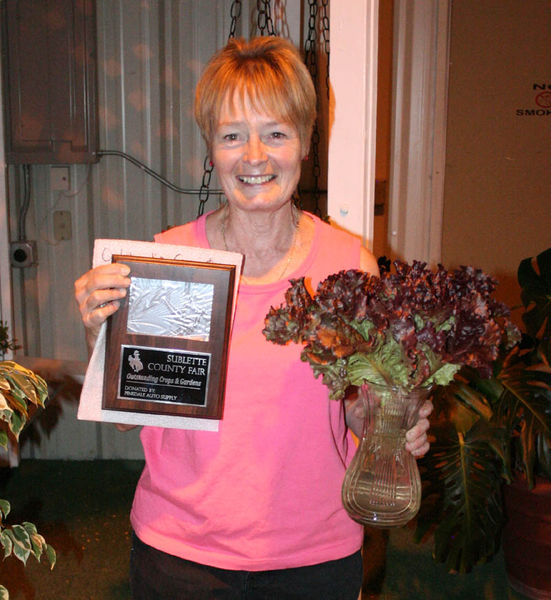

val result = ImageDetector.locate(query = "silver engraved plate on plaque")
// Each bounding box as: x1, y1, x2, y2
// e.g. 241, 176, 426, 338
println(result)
127, 277, 214, 342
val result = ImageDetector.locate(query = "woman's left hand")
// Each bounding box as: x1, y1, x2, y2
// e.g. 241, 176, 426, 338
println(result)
345, 393, 433, 459
404, 399, 433, 458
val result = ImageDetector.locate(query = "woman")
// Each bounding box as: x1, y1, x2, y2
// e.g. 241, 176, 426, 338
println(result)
75, 37, 432, 599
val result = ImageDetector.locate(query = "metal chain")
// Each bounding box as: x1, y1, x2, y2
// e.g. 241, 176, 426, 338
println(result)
305, 0, 321, 216
310, 127, 322, 216
228, 0, 241, 40
198, 1, 243, 218
257, 0, 275, 36
304, 0, 318, 82
197, 155, 214, 217
273, 0, 290, 39
320, 0, 330, 98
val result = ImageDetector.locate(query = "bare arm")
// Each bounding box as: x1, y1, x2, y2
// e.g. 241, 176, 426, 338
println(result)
358, 246, 380, 278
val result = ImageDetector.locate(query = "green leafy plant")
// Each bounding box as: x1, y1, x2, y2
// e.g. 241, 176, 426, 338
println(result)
415, 247, 551, 573
0, 356, 56, 598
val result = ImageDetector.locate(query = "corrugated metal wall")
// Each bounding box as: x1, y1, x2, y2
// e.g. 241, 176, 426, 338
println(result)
7, 1, 307, 459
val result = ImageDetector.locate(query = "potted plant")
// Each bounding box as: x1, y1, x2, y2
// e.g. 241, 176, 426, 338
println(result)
415, 248, 551, 597
0, 325, 56, 599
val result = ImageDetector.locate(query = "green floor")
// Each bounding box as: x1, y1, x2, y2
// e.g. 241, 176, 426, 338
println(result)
0, 460, 534, 599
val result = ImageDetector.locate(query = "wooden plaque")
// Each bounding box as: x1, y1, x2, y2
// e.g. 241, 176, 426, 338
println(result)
103, 255, 235, 419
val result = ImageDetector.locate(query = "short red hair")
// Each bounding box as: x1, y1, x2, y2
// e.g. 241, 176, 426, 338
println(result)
194, 37, 316, 155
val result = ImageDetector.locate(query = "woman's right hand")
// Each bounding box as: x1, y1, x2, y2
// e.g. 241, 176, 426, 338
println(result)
74, 263, 131, 353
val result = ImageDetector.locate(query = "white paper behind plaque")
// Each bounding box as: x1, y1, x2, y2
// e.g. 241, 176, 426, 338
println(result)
77, 239, 243, 431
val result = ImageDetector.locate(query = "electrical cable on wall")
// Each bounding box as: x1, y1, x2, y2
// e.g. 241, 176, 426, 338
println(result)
97, 149, 227, 214
11, 165, 38, 270
96, 150, 224, 197
17, 164, 31, 242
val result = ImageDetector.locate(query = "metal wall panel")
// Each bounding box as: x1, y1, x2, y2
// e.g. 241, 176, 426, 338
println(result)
11, 1, 306, 460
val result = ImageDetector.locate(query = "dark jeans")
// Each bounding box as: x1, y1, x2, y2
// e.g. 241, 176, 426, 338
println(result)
130, 532, 363, 599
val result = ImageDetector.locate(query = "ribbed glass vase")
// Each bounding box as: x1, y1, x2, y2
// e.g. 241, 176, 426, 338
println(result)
342, 382, 431, 528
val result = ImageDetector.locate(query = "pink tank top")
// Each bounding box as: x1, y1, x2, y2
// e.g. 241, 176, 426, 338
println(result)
130, 212, 364, 570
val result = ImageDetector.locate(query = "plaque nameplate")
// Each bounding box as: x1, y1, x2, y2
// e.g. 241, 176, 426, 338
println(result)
118, 345, 210, 408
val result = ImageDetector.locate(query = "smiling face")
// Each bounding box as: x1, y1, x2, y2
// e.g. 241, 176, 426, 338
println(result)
212, 94, 304, 214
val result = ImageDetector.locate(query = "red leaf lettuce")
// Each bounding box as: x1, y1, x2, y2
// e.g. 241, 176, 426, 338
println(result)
263, 261, 520, 399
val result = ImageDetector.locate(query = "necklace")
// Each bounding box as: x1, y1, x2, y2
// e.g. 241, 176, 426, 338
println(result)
221, 205, 300, 283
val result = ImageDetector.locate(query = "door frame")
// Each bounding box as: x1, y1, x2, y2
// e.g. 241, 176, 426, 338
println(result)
387, 0, 451, 264
327, 0, 379, 247
327, 0, 450, 263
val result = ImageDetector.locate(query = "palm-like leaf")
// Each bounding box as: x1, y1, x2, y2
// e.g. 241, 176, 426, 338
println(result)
495, 347, 551, 485
518, 247, 551, 363
416, 383, 507, 573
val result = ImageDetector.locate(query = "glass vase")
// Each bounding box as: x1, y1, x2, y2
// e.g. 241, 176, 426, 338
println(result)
342, 382, 431, 528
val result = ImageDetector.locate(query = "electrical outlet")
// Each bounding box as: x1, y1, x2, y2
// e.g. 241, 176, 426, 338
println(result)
10, 241, 37, 268
50, 166, 70, 191
53, 210, 72, 241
